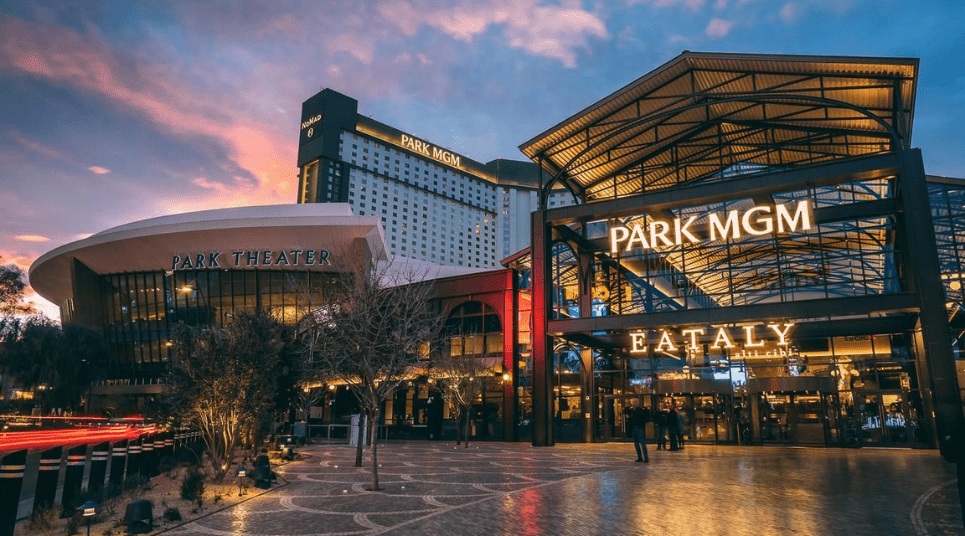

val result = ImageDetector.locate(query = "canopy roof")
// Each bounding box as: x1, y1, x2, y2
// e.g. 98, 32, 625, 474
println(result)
519, 51, 918, 204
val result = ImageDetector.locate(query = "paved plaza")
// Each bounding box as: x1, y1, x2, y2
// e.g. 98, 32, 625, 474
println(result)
164, 441, 963, 536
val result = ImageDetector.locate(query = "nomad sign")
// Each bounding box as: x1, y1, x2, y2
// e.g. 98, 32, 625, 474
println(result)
610, 201, 812, 254
400, 134, 462, 167
171, 249, 331, 270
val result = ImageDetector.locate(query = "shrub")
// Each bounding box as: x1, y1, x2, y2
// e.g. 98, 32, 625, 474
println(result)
158, 455, 177, 475
123, 474, 149, 498
180, 468, 205, 501
163, 506, 182, 522
66, 512, 80, 535
26, 505, 56, 530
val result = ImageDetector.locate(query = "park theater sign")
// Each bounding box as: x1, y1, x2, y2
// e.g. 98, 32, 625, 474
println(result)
609, 200, 812, 254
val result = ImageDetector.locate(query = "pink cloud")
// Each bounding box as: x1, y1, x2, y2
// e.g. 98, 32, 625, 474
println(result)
629, 0, 705, 12
705, 17, 734, 37
0, 15, 295, 211
88, 165, 110, 174
375, 0, 607, 67
7, 130, 69, 162
14, 235, 49, 242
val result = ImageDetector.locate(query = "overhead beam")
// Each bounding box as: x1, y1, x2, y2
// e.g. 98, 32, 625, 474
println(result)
547, 292, 920, 335
545, 153, 899, 224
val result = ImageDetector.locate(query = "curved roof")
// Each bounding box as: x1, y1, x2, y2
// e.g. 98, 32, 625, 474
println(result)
30, 204, 389, 306
519, 51, 918, 203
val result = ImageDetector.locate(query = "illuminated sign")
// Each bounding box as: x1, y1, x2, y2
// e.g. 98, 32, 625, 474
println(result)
400, 134, 462, 167
628, 323, 794, 354
171, 249, 331, 270
301, 114, 323, 130
610, 201, 812, 254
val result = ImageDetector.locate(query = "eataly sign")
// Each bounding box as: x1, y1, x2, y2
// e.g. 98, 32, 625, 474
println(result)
629, 323, 795, 354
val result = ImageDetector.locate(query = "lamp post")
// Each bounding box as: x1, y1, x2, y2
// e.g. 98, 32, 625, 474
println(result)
236, 465, 247, 497
78, 500, 98, 536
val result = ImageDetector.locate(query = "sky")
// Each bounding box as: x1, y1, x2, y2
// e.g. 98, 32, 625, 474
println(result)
1, 0, 964, 319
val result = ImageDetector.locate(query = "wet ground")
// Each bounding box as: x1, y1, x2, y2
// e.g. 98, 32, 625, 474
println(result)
164, 441, 963, 536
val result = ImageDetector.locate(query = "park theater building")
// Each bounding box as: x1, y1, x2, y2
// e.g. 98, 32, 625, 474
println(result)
28, 52, 965, 449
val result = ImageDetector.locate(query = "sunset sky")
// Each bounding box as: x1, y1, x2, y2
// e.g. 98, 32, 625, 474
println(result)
2, 0, 964, 318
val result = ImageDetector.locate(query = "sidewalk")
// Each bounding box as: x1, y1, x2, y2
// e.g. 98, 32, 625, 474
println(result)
164, 442, 963, 536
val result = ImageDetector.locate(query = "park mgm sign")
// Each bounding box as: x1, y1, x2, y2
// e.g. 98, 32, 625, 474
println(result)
611, 199, 812, 356
609, 200, 811, 254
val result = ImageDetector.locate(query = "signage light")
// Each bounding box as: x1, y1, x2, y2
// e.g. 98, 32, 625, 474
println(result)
171, 249, 331, 271
400, 134, 462, 167
610, 201, 811, 254
628, 323, 794, 354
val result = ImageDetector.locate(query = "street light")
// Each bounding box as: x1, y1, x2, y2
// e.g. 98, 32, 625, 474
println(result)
78, 500, 98, 536
236, 465, 248, 496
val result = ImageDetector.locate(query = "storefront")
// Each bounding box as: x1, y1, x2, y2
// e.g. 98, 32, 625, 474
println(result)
514, 51, 963, 449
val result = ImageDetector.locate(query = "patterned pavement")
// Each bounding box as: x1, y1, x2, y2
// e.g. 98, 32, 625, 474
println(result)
163, 441, 964, 536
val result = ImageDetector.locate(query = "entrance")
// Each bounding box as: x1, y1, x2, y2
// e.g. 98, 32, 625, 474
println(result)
653, 379, 735, 445
599, 394, 639, 442
755, 392, 833, 446
852, 391, 918, 446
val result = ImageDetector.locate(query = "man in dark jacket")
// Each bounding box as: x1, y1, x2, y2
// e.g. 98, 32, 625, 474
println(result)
629, 398, 650, 463
654, 404, 668, 450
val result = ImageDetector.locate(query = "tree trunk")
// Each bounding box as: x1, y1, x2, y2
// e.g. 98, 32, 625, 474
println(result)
369, 407, 381, 491
354, 413, 365, 467
462, 407, 471, 448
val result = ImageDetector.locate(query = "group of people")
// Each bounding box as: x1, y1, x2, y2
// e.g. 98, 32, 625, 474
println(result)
654, 403, 687, 451
628, 400, 687, 463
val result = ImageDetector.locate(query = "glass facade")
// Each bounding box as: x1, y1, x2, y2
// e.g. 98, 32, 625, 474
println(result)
98, 269, 337, 379
514, 169, 960, 448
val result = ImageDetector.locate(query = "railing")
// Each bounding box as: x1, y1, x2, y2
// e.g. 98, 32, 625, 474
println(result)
302, 424, 389, 444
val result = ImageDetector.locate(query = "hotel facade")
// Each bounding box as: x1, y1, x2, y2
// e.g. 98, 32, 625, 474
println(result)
29, 52, 965, 450
295, 88, 574, 267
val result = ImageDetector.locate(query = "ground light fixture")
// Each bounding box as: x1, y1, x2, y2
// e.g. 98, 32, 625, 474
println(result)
78, 500, 98, 536
237, 465, 248, 496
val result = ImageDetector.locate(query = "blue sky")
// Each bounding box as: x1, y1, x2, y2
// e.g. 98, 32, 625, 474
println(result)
1, 0, 964, 316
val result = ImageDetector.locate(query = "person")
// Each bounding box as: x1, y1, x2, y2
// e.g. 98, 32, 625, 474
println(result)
628, 398, 650, 463
654, 404, 668, 450
667, 407, 679, 450
942, 420, 965, 529
676, 407, 686, 449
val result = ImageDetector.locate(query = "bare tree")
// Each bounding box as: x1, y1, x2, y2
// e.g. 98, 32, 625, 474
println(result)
305, 259, 445, 491
431, 347, 499, 448
163, 309, 300, 481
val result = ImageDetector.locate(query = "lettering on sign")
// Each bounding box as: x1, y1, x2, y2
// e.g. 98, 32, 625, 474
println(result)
400, 134, 462, 167
171, 249, 332, 270
628, 323, 794, 354
301, 114, 323, 130
610, 201, 812, 254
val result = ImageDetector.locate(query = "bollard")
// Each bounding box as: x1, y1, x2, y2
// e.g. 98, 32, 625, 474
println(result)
126, 437, 142, 482
61, 444, 87, 517
0, 450, 27, 536
87, 442, 110, 494
108, 439, 128, 490
32, 446, 62, 514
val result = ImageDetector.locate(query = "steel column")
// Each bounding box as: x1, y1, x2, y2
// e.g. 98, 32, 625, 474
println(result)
531, 210, 554, 446
896, 148, 963, 445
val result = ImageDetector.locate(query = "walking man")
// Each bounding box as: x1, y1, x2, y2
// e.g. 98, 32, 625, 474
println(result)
629, 398, 650, 463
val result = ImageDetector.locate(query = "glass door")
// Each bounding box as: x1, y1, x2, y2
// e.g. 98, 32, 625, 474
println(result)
855, 392, 885, 445
599, 395, 636, 442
